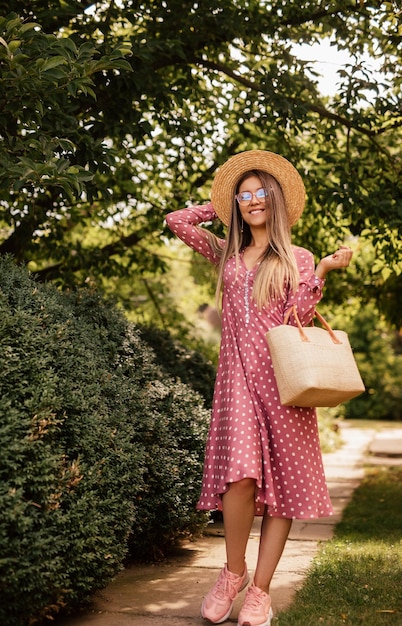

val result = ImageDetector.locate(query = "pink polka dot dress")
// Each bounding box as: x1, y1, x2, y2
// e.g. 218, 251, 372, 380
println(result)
166, 203, 334, 520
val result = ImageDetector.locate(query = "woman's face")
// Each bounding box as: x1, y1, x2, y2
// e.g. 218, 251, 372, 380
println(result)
236, 174, 269, 229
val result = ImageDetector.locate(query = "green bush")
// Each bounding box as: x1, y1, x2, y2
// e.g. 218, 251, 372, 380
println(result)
0, 258, 209, 625
126, 370, 210, 560
138, 325, 216, 408
333, 303, 402, 421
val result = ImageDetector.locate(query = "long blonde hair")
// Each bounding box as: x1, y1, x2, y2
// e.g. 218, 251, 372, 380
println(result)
205, 170, 300, 309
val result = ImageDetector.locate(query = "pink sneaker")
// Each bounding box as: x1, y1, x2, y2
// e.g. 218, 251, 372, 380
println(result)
237, 584, 273, 626
201, 563, 249, 624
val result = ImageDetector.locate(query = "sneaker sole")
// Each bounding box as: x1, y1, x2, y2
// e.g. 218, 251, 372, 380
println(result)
238, 605, 273, 626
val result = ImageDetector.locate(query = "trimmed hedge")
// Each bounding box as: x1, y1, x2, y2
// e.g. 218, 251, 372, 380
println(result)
0, 258, 210, 625
138, 325, 216, 408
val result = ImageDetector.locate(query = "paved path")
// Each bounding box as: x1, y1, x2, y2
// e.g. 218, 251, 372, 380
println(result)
57, 424, 402, 626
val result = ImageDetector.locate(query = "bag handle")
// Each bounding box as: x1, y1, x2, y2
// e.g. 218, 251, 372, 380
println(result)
283, 305, 342, 345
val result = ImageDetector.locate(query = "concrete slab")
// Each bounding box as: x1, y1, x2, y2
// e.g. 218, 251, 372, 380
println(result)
366, 454, 402, 466
369, 430, 402, 457
289, 521, 333, 541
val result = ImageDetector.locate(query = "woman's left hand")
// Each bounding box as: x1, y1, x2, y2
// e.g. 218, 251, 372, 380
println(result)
315, 246, 353, 279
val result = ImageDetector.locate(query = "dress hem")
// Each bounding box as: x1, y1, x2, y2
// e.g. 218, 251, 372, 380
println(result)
196, 500, 334, 520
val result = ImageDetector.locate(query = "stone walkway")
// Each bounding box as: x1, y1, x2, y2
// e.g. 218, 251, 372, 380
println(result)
57, 424, 402, 625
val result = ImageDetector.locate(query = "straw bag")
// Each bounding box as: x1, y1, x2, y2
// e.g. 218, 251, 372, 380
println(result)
266, 306, 365, 407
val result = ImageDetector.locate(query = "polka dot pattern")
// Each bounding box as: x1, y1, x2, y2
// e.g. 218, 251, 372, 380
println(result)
166, 204, 334, 520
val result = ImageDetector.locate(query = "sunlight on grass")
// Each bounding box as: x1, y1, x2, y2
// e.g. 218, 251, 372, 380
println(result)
276, 466, 402, 625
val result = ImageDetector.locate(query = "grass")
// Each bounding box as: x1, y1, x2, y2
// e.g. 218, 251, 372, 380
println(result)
276, 465, 402, 626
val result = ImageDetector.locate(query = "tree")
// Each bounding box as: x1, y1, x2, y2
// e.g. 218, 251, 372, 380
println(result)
0, 2, 401, 323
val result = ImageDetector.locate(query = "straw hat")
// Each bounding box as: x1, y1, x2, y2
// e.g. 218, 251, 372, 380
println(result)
210, 150, 306, 226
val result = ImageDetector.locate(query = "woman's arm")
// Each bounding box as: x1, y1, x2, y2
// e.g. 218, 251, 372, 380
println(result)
284, 247, 324, 325
284, 245, 353, 326
166, 202, 224, 264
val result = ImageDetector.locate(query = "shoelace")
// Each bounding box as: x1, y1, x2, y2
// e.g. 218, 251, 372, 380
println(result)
214, 571, 241, 600
243, 586, 267, 611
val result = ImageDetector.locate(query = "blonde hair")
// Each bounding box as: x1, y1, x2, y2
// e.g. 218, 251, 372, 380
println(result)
205, 170, 300, 309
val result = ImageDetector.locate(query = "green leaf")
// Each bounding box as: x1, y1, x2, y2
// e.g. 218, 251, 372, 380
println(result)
40, 56, 67, 71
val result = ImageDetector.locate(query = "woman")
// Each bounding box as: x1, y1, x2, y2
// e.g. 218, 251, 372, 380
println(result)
166, 150, 352, 626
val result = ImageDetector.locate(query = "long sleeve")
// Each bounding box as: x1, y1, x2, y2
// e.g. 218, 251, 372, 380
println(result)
284, 247, 325, 326
165, 202, 224, 265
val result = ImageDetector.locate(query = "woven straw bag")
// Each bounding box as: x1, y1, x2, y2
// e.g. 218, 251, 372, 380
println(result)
266, 306, 365, 407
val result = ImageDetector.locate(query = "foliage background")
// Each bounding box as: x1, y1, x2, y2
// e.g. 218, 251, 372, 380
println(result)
0, 1, 400, 328
0, 3, 401, 622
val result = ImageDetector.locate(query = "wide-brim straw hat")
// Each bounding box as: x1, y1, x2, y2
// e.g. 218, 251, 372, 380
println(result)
210, 150, 306, 226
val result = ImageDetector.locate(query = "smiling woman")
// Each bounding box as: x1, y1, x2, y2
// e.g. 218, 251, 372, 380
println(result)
166, 149, 354, 626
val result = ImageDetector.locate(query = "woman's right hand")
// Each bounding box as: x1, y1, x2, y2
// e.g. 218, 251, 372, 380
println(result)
315, 246, 353, 279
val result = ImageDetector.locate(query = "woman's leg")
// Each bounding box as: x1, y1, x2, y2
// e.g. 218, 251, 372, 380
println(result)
222, 478, 256, 576
253, 512, 292, 594
201, 479, 256, 622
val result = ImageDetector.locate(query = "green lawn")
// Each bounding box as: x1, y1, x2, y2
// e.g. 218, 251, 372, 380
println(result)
276, 465, 402, 626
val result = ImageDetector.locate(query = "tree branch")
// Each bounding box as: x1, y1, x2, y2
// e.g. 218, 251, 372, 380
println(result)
194, 56, 398, 139
33, 230, 141, 282
281, 3, 361, 28
141, 277, 168, 329
0, 211, 46, 261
